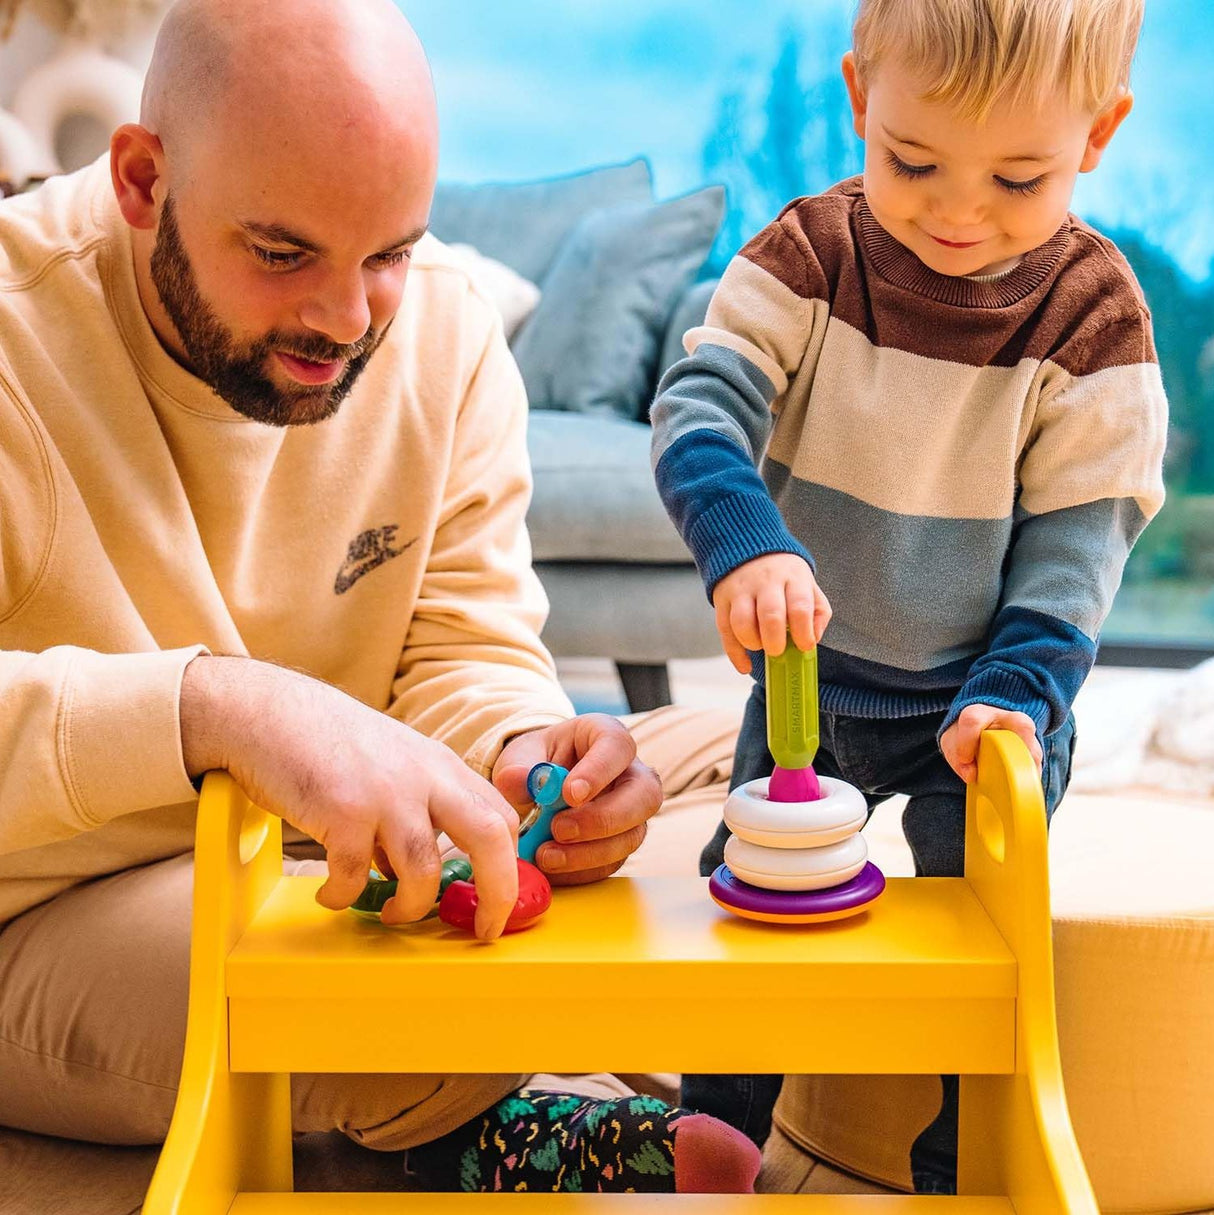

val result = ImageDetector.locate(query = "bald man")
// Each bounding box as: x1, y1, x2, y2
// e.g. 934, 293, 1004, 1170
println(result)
0, 0, 760, 1196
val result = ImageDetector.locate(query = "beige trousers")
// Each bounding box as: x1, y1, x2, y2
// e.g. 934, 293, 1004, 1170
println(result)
0, 705, 737, 1152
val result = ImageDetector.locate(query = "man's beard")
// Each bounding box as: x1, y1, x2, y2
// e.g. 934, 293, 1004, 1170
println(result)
149, 194, 383, 426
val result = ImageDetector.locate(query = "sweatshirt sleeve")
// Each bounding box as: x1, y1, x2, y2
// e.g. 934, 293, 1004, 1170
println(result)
650, 210, 830, 597
944, 311, 1168, 740
0, 371, 206, 855
0, 645, 206, 856
385, 306, 573, 778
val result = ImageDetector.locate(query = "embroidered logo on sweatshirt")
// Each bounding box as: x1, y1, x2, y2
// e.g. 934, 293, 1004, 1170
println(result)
334, 525, 417, 594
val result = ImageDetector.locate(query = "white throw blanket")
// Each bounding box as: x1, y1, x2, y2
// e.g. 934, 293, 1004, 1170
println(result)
1141, 656, 1214, 795
1069, 659, 1214, 797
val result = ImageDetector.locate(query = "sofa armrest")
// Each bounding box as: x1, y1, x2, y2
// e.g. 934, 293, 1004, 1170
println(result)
657, 277, 718, 385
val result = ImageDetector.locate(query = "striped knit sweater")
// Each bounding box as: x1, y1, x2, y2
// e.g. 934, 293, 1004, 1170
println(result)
651, 177, 1167, 739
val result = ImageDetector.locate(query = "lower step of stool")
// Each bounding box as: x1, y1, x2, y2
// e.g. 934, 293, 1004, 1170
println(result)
231, 1195, 1016, 1212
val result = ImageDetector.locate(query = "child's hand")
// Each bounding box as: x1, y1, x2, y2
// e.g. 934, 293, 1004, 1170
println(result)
939, 704, 1043, 784
711, 553, 831, 674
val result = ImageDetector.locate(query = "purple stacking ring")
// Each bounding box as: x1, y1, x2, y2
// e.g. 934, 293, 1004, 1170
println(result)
709, 862, 886, 924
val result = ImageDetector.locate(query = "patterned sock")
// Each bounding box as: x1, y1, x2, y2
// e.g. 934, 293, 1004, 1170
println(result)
406, 1088, 761, 1194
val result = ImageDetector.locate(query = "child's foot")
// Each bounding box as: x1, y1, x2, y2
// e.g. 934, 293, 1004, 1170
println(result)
406, 1088, 762, 1193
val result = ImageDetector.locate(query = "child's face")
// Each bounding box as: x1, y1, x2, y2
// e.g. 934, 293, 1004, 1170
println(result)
841, 54, 1132, 277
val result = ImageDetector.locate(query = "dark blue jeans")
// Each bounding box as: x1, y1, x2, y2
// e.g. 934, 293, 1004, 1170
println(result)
681, 682, 1077, 1194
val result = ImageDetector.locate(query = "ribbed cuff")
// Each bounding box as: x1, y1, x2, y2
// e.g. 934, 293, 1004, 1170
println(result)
60, 645, 210, 827
940, 668, 1053, 743
463, 708, 572, 780
688, 492, 813, 597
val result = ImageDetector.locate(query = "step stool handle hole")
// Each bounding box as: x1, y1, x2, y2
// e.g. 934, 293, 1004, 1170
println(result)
237, 804, 271, 866
975, 792, 1006, 865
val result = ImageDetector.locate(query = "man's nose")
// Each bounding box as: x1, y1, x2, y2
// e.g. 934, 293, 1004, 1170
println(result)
299, 269, 373, 346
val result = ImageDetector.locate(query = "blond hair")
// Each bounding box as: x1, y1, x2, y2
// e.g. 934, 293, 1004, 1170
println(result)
852, 0, 1144, 119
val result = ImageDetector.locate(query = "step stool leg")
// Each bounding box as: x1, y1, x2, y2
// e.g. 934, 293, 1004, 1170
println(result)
959, 731, 1097, 1212
144, 775, 293, 1213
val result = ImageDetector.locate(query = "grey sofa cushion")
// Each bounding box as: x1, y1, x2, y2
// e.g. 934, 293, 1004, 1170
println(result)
428, 159, 653, 286
526, 411, 691, 564
535, 563, 720, 663
513, 187, 725, 422
657, 277, 718, 385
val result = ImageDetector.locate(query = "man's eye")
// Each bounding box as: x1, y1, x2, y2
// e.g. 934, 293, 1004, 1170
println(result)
885, 150, 935, 179
370, 249, 410, 269
995, 173, 1047, 196
250, 245, 304, 269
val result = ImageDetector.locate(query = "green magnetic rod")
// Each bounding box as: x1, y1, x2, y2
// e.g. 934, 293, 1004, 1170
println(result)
765, 634, 819, 770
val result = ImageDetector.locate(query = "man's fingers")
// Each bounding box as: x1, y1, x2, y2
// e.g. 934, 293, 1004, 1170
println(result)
315, 832, 375, 910
431, 788, 519, 940
492, 758, 546, 812
377, 821, 443, 925
545, 858, 630, 887
549, 761, 660, 844
562, 716, 637, 805
537, 821, 648, 880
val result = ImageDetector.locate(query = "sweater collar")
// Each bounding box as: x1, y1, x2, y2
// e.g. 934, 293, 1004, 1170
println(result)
856, 193, 1072, 309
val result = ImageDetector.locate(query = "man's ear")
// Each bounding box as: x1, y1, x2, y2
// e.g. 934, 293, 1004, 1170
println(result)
1079, 91, 1133, 172
841, 51, 868, 140
110, 123, 165, 230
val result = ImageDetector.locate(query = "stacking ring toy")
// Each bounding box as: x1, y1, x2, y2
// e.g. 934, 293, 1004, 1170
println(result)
724, 832, 868, 891
710, 862, 886, 924
724, 775, 867, 849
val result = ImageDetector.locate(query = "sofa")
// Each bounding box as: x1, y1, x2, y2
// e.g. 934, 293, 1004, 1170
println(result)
427, 159, 726, 712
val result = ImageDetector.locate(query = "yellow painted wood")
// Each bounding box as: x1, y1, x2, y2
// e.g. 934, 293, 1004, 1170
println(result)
958, 732, 1099, 1212
143, 776, 293, 1215
228, 874, 1017, 1001
228, 991, 1013, 1076
226, 872, 1016, 1075
148, 731, 1096, 1212
230, 1197, 1015, 1213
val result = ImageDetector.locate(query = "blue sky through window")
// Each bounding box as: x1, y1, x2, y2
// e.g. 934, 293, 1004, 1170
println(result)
402, 0, 1213, 283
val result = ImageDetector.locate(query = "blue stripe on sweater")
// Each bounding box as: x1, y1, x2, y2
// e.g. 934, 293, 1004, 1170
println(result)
942, 605, 1097, 738
653, 429, 812, 596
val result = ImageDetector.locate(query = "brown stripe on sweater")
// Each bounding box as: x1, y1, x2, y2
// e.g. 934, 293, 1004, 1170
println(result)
755, 177, 1156, 376
737, 209, 830, 302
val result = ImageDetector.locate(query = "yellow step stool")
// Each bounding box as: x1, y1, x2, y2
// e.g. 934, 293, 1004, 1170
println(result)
144, 730, 1096, 1212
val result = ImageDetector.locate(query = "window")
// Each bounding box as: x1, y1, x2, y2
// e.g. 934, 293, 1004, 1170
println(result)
406, 0, 1214, 655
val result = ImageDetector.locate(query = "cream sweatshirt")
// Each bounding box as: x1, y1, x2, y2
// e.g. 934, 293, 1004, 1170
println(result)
0, 160, 573, 926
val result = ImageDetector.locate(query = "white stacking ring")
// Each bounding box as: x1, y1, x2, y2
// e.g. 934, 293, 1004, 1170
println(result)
724, 775, 867, 849
724, 832, 869, 892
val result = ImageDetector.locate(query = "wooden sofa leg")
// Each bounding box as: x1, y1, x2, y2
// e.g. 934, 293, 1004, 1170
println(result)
616, 662, 672, 713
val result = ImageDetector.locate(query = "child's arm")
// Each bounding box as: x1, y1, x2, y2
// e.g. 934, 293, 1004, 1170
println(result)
651, 208, 834, 667
939, 309, 1168, 779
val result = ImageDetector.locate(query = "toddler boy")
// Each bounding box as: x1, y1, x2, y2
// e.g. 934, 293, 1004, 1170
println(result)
651, 0, 1166, 1192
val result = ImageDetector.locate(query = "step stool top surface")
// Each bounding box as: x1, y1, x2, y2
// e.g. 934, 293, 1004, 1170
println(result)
227, 876, 1015, 1001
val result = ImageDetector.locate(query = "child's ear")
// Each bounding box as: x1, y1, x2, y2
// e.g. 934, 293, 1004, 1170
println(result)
841, 51, 868, 140
1079, 91, 1133, 172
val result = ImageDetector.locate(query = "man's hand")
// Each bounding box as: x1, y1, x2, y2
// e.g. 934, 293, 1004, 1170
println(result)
711, 553, 831, 674
939, 704, 1043, 784
180, 655, 521, 940
492, 714, 662, 885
